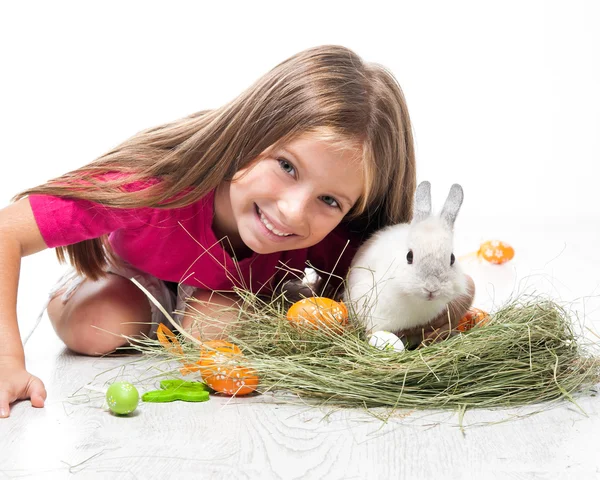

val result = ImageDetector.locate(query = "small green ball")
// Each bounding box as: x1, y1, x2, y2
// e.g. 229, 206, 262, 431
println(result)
106, 382, 139, 415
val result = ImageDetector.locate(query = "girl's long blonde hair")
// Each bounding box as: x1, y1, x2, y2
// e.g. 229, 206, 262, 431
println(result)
16, 45, 416, 279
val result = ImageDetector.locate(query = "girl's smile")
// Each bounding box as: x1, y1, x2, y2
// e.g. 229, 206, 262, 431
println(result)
255, 204, 294, 237
213, 133, 364, 256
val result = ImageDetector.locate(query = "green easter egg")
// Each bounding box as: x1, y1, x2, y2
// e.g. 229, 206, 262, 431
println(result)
106, 382, 139, 415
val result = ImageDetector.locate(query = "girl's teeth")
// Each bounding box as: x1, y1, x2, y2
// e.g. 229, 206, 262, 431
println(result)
259, 210, 292, 237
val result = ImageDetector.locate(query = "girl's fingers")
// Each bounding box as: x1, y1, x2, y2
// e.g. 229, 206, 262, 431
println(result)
30, 394, 45, 408
0, 392, 11, 418
0, 375, 47, 416
27, 377, 47, 408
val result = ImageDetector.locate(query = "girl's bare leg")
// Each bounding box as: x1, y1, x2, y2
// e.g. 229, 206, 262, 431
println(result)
47, 274, 152, 356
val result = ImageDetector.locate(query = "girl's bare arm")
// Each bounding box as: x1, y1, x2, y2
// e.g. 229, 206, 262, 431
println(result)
0, 198, 49, 416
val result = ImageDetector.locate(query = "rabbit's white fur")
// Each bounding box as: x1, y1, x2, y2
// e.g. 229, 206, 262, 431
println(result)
344, 182, 468, 333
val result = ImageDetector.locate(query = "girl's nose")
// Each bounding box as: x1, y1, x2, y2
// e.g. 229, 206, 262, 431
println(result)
278, 189, 311, 227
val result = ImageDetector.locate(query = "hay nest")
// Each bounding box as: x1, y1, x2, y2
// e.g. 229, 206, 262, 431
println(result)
132, 287, 600, 410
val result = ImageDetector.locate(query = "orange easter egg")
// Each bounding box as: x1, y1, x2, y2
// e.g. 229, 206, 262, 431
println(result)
287, 297, 349, 330
200, 340, 243, 357
184, 340, 258, 396
201, 365, 259, 397
478, 240, 515, 265
457, 308, 490, 332
180, 340, 243, 375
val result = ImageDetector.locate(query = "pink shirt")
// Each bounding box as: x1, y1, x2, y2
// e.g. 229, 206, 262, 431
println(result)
29, 189, 358, 294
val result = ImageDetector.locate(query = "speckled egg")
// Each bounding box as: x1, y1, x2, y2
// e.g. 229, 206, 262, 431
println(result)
287, 297, 349, 330
478, 240, 515, 264
106, 382, 139, 415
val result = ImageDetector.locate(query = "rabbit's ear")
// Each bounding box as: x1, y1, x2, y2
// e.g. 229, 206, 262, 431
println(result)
440, 183, 464, 229
413, 181, 432, 223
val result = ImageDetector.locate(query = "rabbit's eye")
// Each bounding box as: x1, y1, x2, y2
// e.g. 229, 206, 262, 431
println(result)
450, 253, 455, 266
407, 250, 413, 264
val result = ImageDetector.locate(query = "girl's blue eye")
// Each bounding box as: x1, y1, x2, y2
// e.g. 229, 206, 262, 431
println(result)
278, 157, 340, 209
278, 158, 295, 176
321, 195, 340, 209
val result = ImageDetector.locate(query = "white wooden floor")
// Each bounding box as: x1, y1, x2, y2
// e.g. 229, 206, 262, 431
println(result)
1, 215, 599, 480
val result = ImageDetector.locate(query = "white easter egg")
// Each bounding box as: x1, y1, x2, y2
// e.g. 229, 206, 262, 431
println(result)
368, 331, 405, 352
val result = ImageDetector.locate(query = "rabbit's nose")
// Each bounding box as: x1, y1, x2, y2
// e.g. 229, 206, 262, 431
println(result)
423, 287, 440, 300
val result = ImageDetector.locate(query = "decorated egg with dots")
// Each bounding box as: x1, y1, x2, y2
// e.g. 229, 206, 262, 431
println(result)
200, 340, 243, 357
106, 382, 139, 415
196, 340, 259, 396
478, 240, 515, 265
457, 308, 490, 333
201, 365, 259, 396
287, 297, 349, 330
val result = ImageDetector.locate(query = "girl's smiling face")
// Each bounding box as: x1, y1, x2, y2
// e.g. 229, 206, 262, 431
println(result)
213, 134, 364, 256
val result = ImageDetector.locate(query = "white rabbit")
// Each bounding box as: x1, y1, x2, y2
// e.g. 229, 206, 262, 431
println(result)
344, 181, 468, 334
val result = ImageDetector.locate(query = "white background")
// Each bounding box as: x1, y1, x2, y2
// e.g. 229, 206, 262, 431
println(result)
1, 1, 598, 215
1, 4, 600, 478
0, 0, 599, 320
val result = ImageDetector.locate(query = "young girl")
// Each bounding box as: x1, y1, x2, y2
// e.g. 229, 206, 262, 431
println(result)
0, 45, 471, 418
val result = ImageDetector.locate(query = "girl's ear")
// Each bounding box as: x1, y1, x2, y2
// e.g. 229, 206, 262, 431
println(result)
440, 183, 464, 229
413, 181, 431, 223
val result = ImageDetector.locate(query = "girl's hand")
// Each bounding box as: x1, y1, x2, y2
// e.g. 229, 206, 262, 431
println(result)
0, 357, 46, 418
399, 275, 475, 349
181, 289, 242, 340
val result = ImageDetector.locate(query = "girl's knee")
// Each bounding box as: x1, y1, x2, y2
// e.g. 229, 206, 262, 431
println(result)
48, 274, 152, 356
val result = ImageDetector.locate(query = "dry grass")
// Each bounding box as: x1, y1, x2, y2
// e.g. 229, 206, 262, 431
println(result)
129, 283, 600, 410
